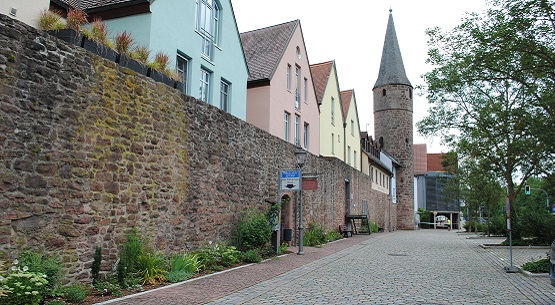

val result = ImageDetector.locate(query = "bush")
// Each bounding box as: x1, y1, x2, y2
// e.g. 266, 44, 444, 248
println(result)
369, 221, 379, 233
91, 246, 102, 284
240, 249, 262, 263
135, 252, 166, 285
1, 269, 48, 305
519, 209, 555, 245
325, 230, 341, 242
63, 282, 89, 303
117, 229, 146, 286
166, 253, 201, 283
19, 251, 63, 297
522, 256, 550, 273
236, 212, 272, 251
303, 222, 327, 246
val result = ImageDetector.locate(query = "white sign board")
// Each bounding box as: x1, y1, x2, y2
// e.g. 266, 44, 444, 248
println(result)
280, 170, 301, 190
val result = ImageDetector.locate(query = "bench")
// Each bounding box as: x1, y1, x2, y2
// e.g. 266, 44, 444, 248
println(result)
339, 225, 354, 238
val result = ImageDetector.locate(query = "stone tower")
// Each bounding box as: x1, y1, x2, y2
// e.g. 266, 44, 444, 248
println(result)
373, 10, 414, 230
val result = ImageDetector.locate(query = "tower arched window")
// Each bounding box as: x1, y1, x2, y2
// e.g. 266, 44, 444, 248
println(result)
409, 88, 412, 99
382, 89, 386, 96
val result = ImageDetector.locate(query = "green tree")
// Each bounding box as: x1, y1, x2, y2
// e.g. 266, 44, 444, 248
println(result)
418, 0, 555, 238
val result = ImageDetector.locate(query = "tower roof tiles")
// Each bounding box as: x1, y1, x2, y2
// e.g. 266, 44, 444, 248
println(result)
373, 10, 412, 89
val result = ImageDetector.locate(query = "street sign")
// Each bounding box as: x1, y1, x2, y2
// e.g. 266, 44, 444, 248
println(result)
280, 170, 300, 190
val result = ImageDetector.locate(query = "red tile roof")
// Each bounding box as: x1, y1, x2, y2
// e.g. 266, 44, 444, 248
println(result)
427, 153, 446, 172
309, 61, 333, 106
340, 89, 353, 122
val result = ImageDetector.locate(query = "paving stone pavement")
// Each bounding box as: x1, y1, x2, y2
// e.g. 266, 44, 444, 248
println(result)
98, 230, 555, 305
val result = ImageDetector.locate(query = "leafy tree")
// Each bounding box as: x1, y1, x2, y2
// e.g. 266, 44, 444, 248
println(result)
418, 0, 555, 238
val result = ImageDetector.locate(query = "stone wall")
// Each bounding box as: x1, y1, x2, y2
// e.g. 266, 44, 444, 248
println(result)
0, 14, 395, 281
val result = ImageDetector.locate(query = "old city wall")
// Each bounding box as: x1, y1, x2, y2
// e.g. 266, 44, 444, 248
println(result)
0, 15, 395, 280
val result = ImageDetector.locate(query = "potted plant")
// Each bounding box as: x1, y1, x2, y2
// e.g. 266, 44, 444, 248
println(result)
42, 9, 86, 46
81, 19, 117, 62
147, 51, 178, 88
115, 31, 148, 75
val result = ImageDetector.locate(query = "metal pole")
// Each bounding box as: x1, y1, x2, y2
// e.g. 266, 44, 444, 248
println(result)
298, 167, 304, 255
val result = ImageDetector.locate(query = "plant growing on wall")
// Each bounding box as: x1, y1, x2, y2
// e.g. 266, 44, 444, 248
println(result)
82, 19, 114, 49
131, 46, 150, 64
114, 31, 135, 55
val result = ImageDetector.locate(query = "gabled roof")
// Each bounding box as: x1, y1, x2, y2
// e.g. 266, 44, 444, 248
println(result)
240, 20, 299, 82
373, 10, 411, 89
309, 61, 333, 105
340, 89, 353, 123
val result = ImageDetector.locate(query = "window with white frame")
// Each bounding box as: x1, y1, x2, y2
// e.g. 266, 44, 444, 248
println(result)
220, 80, 230, 112
176, 54, 189, 94
200, 68, 211, 103
303, 122, 309, 149
197, 0, 220, 60
331, 97, 335, 126
284, 112, 290, 141
287, 64, 291, 91
294, 115, 300, 146
295, 65, 301, 109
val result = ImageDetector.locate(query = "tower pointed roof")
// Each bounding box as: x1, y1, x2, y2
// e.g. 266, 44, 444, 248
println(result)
373, 10, 412, 89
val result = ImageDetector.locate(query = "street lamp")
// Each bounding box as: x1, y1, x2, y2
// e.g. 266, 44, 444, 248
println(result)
295, 147, 307, 255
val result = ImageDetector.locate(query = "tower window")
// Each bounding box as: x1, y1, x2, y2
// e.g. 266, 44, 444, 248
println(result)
409, 88, 412, 99
382, 89, 386, 96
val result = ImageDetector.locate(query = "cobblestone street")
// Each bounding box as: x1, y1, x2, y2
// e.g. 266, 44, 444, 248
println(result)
99, 230, 555, 305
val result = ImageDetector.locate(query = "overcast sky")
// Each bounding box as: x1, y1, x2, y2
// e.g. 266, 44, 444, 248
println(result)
231, 0, 490, 153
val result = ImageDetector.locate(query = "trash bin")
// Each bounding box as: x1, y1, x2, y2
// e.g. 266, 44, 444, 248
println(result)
550, 240, 555, 287
283, 229, 293, 242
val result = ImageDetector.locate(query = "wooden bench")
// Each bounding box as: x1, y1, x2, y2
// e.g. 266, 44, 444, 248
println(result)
339, 225, 354, 238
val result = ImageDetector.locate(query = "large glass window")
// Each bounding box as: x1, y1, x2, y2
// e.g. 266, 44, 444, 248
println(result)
220, 80, 230, 112
200, 68, 211, 103
176, 55, 189, 94
197, 0, 220, 60
284, 112, 290, 141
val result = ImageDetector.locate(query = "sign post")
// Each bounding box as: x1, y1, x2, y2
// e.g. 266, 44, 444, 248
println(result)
505, 195, 518, 273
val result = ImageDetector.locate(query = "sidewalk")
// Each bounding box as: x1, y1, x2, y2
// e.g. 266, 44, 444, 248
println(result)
97, 233, 376, 305
98, 230, 555, 305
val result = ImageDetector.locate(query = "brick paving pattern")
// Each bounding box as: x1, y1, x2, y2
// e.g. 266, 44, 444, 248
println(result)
97, 230, 555, 305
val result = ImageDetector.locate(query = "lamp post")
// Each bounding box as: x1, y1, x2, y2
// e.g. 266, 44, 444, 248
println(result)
295, 147, 307, 255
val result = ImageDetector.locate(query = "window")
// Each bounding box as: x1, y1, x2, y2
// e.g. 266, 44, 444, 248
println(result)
197, 0, 220, 60
304, 78, 307, 102
331, 133, 334, 154
220, 80, 230, 112
354, 151, 357, 169
287, 64, 291, 91
176, 55, 189, 94
295, 65, 301, 109
348, 146, 351, 164
200, 68, 211, 103
331, 97, 335, 126
351, 120, 354, 136
284, 112, 290, 141
303, 123, 309, 149
382, 89, 386, 96
294, 115, 300, 146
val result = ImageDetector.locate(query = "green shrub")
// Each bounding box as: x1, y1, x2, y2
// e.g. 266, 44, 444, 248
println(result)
279, 243, 289, 253
166, 253, 201, 283
241, 249, 262, 263
303, 222, 327, 246
237, 212, 272, 251
522, 257, 550, 273
63, 282, 89, 303
91, 246, 102, 284
192, 243, 240, 271
325, 230, 341, 242
45, 300, 66, 305
519, 209, 555, 245
117, 229, 146, 286
135, 252, 166, 285
369, 221, 379, 233
19, 251, 63, 297
1, 269, 48, 305
220, 246, 240, 267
